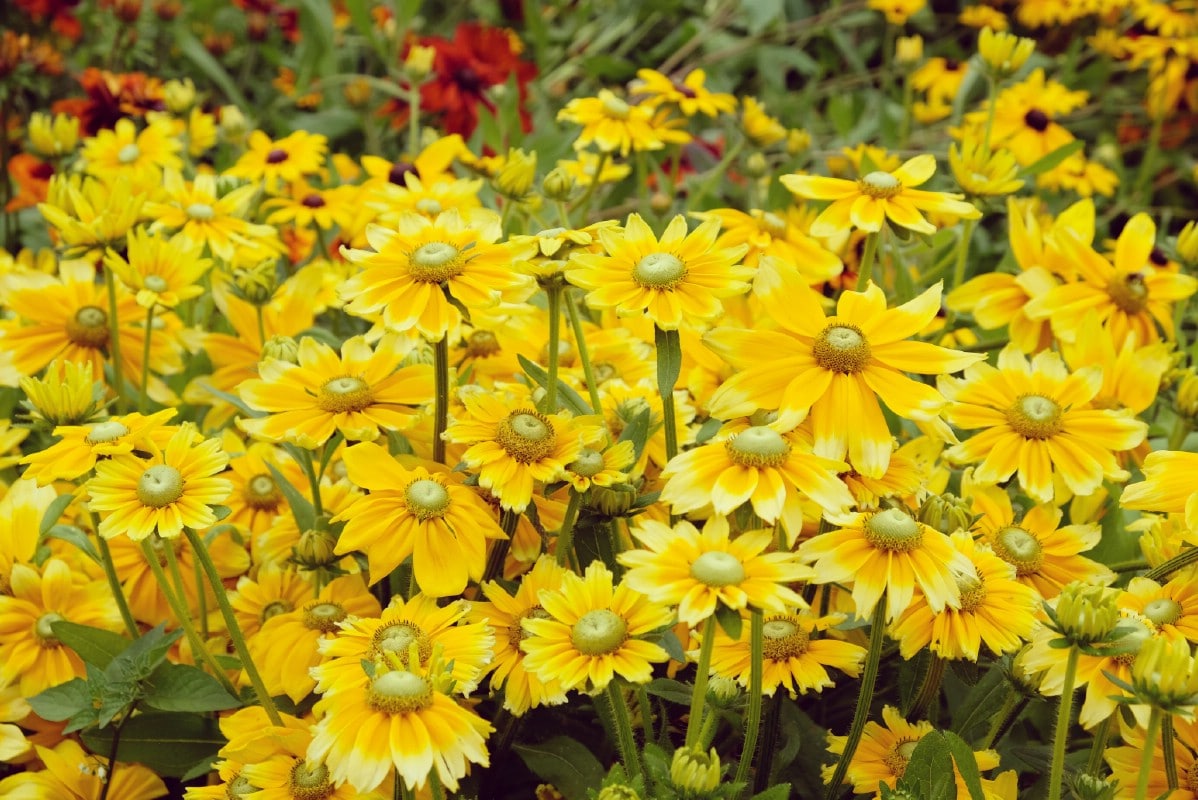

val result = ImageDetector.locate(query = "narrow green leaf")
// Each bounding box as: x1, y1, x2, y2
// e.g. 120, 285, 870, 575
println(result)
750, 785, 793, 800
44, 525, 100, 564
267, 462, 316, 534
295, 0, 336, 90
616, 407, 652, 463
944, 731, 987, 800
51, 621, 130, 669
174, 28, 250, 110
654, 326, 682, 394
1017, 139, 1086, 179
644, 678, 695, 706
517, 354, 592, 416
39, 492, 76, 536
81, 711, 227, 778
695, 417, 723, 444
714, 604, 743, 640
144, 663, 241, 713
514, 737, 606, 800
199, 383, 266, 419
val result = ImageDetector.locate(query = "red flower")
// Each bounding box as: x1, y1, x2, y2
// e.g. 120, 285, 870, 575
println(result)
7, 153, 54, 212
51, 68, 165, 134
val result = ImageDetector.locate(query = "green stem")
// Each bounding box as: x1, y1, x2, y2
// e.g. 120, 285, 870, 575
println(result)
300, 450, 324, 517
685, 619, 718, 748
824, 599, 888, 800
1133, 112, 1165, 203
1165, 713, 1179, 790
734, 610, 764, 793
555, 489, 584, 568
195, 550, 209, 639
689, 138, 745, 209
184, 528, 283, 726
908, 655, 946, 720
433, 336, 450, 464
571, 152, 609, 219
482, 509, 521, 583
606, 681, 643, 782
91, 517, 139, 638
545, 284, 562, 412
655, 326, 682, 463
98, 710, 127, 800
951, 218, 977, 292
1135, 706, 1163, 800
979, 693, 1028, 749
1086, 713, 1113, 775
855, 231, 880, 291
255, 305, 266, 350
103, 267, 126, 413
1047, 646, 1081, 800
1146, 547, 1198, 581
428, 768, 446, 800
981, 75, 999, 158
564, 290, 602, 412
138, 305, 155, 414
637, 685, 655, 743
753, 692, 784, 794
1168, 416, 1191, 451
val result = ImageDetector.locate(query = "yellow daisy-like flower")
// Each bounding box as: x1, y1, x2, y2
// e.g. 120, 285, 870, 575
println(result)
557, 89, 673, 155
339, 209, 532, 340
0, 479, 58, 588
444, 388, 606, 512
37, 174, 147, 259
781, 154, 980, 238
798, 508, 975, 622
705, 267, 983, 478
740, 97, 787, 148
1119, 576, 1198, 645
824, 705, 999, 796
659, 421, 856, 540
476, 556, 571, 716
229, 563, 316, 640
522, 561, 672, 692
332, 442, 506, 595
1123, 450, 1198, 532
557, 151, 632, 187
561, 437, 634, 493
565, 213, 752, 331
226, 129, 328, 188
941, 346, 1148, 503
87, 424, 232, 541
890, 531, 1040, 661
691, 207, 844, 284
20, 408, 176, 485
635, 68, 737, 117
619, 517, 811, 626
80, 116, 182, 192
104, 226, 212, 310
144, 170, 282, 263
1105, 715, 1198, 800
239, 335, 431, 449
0, 739, 167, 799
709, 610, 866, 697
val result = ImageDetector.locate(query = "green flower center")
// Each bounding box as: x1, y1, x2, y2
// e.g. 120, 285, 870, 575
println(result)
260, 601, 292, 622
568, 448, 606, 477
35, 612, 65, 646
67, 305, 111, 349
143, 275, 170, 293
725, 426, 791, 468
957, 569, 988, 613
992, 526, 1043, 576
367, 670, 434, 714
593, 362, 617, 385
761, 617, 810, 659
373, 621, 432, 667
409, 242, 465, 283
226, 775, 259, 798
812, 323, 872, 374
317, 376, 374, 414
1108, 272, 1149, 314
289, 759, 334, 799
186, 203, 215, 220
302, 601, 347, 633
863, 509, 923, 552
497, 411, 556, 463
690, 551, 746, 588
1005, 394, 1063, 439
85, 420, 130, 445
404, 478, 450, 521
632, 252, 687, 290
117, 143, 141, 164
1144, 598, 1183, 626
137, 465, 184, 508
571, 609, 628, 655
415, 198, 443, 215
858, 171, 903, 199
601, 93, 631, 119
244, 474, 282, 510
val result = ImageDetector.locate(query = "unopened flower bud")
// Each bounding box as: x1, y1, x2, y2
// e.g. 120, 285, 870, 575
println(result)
218, 105, 248, 140
670, 745, 721, 795
745, 152, 769, 178
493, 148, 537, 201
650, 192, 672, 215
587, 483, 638, 517
164, 78, 197, 114
707, 675, 741, 708
261, 335, 300, 364
1178, 221, 1198, 267
404, 45, 436, 81
977, 27, 1034, 78
895, 34, 923, 66
293, 523, 338, 569
1071, 772, 1117, 800
1177, 369, 1198, 419
541, 167, 575, 202
1054, 582, 1120, 646
232, 261, 279, 306
28, 112, 80, 158
1131, 633, 1198, 712
596, 786, 641, 800
918, 493, 973, 535
786, 128, 812, 156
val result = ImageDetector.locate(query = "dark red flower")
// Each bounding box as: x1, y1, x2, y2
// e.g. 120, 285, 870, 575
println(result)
51, 68, 165, 134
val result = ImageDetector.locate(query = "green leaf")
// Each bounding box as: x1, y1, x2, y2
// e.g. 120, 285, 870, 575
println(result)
750, 785, 793, 800
174, 28, 250, 110
645, 678, 695, 706
616, 407, 652, 463
295, 0, 336, 89
741, 0, 784, 35
695, 417, 722, 444
1017, 139, 1086, 179
342, 0, 383, 57
951, 664, 1011, 745
267, 461, 316, 534
902, 732, 957, 800
714, 604, 743, 640
39, 492, 76, 536
44, 525, 100, 564
105, 624, 181, 683
81, 711, 227, 778
28, 678, 92, 722
944, 731, 987, 800
51, 621, 130, 669
518, 354, 592, 416
514, 736, 606, 800
659, 628, 687, 664
200, 383, 266, 419
180, 754, 221, 783
654, 327, 682, 395
144, 663, 242, 713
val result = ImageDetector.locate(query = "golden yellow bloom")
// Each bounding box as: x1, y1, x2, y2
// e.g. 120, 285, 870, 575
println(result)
557, 151, 631, 187
81, 116, 182, 192
144, 171, 281, 263
868, 0, 926, 24
558, 89, 684, 155
949, 140, 1024, 197
635, 68, 737, 117
229, 563, 316, 639
38, 175, 147, 258
782, 154, 980, 237
959, 5, 1008, 30
977, 26, 1035, 77
562, 438, 634, 493
27, 112, 80, 158
1120, 576, 1198, 646
0, 479, 58, 588
895, 35, 923, 66
492, 147, 537, 201
1122, 450, 1198, 531
1105, 711, 1198, 799
226, 129, 328, 188
0, 739, 167, 799
740, 97, 787, 148
691, 207, 843, 283
566, 213, 751, 330
18, 359, 107, 427
20, 408, 176, 485
104, 227, 213, 309
1060, 312, 1171, 414
404, 44, 436, 79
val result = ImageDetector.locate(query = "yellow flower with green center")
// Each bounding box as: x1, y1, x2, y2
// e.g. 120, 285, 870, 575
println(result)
239, 335, 431, 449
781, 154, 980, 237
521, 561, 672, 693
143, 170, 283, 264
1120, 576, 1198, 645
80, 116, 183, 193
941, 346, 1147, 503
565, 213, 752, 331
104, 226, 213, 310
331, 442, 506, 596
20, 407, 176, 485
557, 89, 679, 155
37, 174, 147, 259
705, 267, 983, 478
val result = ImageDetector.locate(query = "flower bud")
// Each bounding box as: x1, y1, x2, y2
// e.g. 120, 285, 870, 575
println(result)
28, 112, 80, 158
1177, 369, 1198, 419
1131, 635, 1198, 712
164, 78, 197, 114
1178, 221, 1198, 267
218, 105, 249, 141
1007, 645, 1046, 695
542, 167, 575, 202
786, 128, 812, 156
918, 493, 974, 535
493, 147, 538, 202
232, 260, 279, 306
1071, 772, 1117, 800
895, 34, 923, 66
586, 483, 638, 517
596, 786, 641, 800
342, 77, 372, 108
670, 745, 721, 795
977, 27, 1034, 78
1054, 582, 1120, 646
293, 523, 338, 570
261, 335, 300, 364
707, 675, 741, 708
19, 359, 107, 427
404, 45, 436, 81
745, 152, 769, 178
650, 192, 672, 215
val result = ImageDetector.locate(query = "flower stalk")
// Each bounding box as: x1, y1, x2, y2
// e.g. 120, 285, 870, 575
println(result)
1046, 646, 1080, 800
824, 598, 887, 800
685, 618, 718, 748
734, 610, 764, 793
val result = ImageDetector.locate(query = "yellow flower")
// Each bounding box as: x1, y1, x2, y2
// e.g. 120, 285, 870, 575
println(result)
87, 424, 232, 541
238, 335, 431, 449
27, 112, 80, 158
977, 26, 1035, 77
38, 174, 147, 258
740, 97, 787, 148
263, 182, 357, 233
619, 516, 811, 626
1120, 576, 1198, 646
799, 508, 975, 622
690, 207, 843, 283
556, 151, 631, 187
521, 561, 672, 692
20, 408, 176, 485
635, 68, 737, 117
557, 89, 676, 155
229, 563, 315, 639
0, 739, 167, 799
868, 0, 926, 24
959, 5, 1008, 30
941, 346, 1148, 503
18, 359, 107, 427
1060, 311, 1171, 414
705, 267, 982, 478
0, 479, 58, 590
561, 437, 634, 493
961, 69, 1086, 166
949, 140, 1024, 197
709, 609, 866, 697
226, 129, 328, 188
404, 44, 436, 79
81, 116, 183, 192
332, 442, 506, 595
1122, 450, 1198, 531
782, 154, 980, 237
565, 213, 752, 330
104, 227, 213, 310
492, 147, 537, 201
1105, 714, 1198, 800
144, 170, 282, 263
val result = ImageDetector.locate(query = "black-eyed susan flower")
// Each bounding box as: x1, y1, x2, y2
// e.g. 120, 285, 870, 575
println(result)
798, 508, 975, 622
565, 213, 752, 331
0, 479, 59, 588
890, 531, 1039, 661
962, 68, 1085, 165
781, 154, 980, 238
144, 171, 281, 263
709, 609, 866, 697
941, 346, 1147, 503
229, 563, 316, 640
557, 89, 674, 155
635, 68, 737, 117
20, 408, 175, 485
239, 335, 431, 449
522, 561, 672, 693
332, 442, 505, 596
238, 735, 369, 800
658, 422, 856, 540
444, 388, 606, 512
87, 424, 232, 541
226, 129, 328, 188
103, 227, 212, 310
706, 269, 983, 478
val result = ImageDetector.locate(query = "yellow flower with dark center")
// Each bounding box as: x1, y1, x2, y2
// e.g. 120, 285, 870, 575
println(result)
635, 68, 737, 117
226, 129, 328, 188
961, 68, 1085, 165
229, 563, 316, 640
709, 609, 866, 697
87, 424, 232, 541
782, 154, 979, 237
566, 213, 751, 331
104, 226, 212, 310
619, 516, 811, 626
557, 89, 675, 155
263, 181, 358, 233
81, 116, 182, 192
239, 335, 431, 449
521, 561, 672, 692
20, 407, 176, 485
144, 170, 282, 264
339, 208, 533, 341
941, 346, 1148, 503
332, 442, 506, 596
691, 207, 843, 284
706, 270, 982, 478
